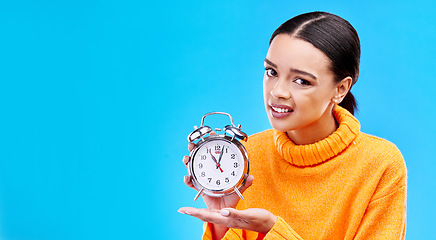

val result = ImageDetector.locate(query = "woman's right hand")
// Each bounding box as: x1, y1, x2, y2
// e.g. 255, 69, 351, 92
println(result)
182, 141, 254, 211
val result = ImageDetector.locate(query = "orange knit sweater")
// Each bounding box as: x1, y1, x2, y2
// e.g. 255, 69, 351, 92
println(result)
203, 106, 407, 239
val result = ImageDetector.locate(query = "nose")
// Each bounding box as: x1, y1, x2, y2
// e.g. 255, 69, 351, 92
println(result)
270, 77, 291, 99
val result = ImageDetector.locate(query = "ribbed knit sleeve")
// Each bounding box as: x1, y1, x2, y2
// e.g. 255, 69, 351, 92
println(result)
202, 223, 249, 240
203, 218, 304, 240
202, 223, 213, 240
264, 217, 304, 240
202, 223, 244, 240
202, 217, 308, 240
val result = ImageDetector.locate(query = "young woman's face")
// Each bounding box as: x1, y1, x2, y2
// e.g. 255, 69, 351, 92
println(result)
263, 34, 338, 135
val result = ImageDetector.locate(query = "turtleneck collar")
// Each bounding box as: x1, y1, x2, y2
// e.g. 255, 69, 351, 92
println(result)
273, 105, 360, 167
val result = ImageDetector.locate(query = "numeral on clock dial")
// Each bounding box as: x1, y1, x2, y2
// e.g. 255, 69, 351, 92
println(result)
193, 139, 244, 191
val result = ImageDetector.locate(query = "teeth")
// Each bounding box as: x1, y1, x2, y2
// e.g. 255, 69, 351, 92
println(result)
272, 106, 293, 113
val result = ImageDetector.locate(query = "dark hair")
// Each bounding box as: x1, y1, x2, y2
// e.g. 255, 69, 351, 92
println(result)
270, 12, 360, 115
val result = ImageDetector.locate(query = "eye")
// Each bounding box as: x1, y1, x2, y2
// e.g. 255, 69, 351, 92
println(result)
265, 68, 277, 77
294, 78, 312, 86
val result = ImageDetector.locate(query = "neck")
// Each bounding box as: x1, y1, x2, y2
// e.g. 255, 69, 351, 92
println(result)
286, 104, 338, 145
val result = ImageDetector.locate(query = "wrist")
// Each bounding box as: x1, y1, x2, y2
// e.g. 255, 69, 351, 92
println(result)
260, 214, 278, 235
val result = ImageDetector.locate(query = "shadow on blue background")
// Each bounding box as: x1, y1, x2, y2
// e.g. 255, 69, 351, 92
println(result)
0, 0, 435, 239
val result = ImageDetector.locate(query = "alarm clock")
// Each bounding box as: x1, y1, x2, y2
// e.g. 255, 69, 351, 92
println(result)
187, 112, 249, 201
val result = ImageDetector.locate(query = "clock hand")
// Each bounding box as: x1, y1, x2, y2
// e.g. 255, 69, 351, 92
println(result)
217, 145, 225, 168
207, 147, 223, 173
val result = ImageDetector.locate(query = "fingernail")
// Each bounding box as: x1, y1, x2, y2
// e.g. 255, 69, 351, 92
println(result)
177, 209, 190, 215
220, 209, 230, 216
178, 209, 191, 215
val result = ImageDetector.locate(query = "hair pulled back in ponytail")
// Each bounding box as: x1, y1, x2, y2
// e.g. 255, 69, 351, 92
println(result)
270, 12, 360, 115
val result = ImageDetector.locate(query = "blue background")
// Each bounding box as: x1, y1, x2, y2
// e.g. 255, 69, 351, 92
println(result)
1, 0, 435, 239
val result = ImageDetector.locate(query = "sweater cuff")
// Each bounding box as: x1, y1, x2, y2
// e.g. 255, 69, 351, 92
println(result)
202, 222, 213, 240
203, 222, 246, 240
264, 216, 304, 240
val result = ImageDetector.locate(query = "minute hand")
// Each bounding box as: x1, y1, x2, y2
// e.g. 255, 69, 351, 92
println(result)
217, 145, 225, 168
207, 148, 223, 173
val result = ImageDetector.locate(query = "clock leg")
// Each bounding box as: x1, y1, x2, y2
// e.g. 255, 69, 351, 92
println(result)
234, 186, 244, 200
193, 188, 204, 201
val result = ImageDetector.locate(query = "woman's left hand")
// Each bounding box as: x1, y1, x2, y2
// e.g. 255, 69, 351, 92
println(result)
178, 207, 278, 234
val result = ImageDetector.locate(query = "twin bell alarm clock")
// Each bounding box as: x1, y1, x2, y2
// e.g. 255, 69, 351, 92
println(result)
187, 112, 250, 201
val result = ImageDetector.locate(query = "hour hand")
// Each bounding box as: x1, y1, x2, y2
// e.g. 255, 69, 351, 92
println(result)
207, 147, 223, 172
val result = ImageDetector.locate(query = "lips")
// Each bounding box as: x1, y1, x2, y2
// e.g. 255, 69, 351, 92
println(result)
269, 103, 294, 118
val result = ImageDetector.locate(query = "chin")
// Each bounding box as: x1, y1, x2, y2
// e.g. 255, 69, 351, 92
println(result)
268, 119, 295, 133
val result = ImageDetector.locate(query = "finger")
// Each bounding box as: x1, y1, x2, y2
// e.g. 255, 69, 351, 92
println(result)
182, 155, 190, 165
219, 208, 252, 230
219, 208, 259, 220
218, 208, 250, 229
220, 208, 231, 217
219, 208, 277, 233
183, 175, 195, 189
179, 207, 228, 225
239, 175, 254, 194
178, 207, 198, 216
220, 208, 246, 218
188, 142, 195, 151
178, 207, 220, 215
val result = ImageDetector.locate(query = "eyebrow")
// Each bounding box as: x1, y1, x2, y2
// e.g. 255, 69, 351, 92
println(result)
264, 58, 317, 80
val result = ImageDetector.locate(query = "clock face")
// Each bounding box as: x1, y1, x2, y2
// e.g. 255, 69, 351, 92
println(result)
191, 138, 246, 192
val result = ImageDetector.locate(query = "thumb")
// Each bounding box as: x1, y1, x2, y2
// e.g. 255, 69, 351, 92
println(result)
239, 175, 254, 194
219, 208, 252, 219
220, 208, 238, 217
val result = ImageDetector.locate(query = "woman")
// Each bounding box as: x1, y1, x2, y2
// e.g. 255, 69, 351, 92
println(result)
179, 11, 407, 239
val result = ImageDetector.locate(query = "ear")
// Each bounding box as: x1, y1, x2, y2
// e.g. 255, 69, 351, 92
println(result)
332, 76, 353, 104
